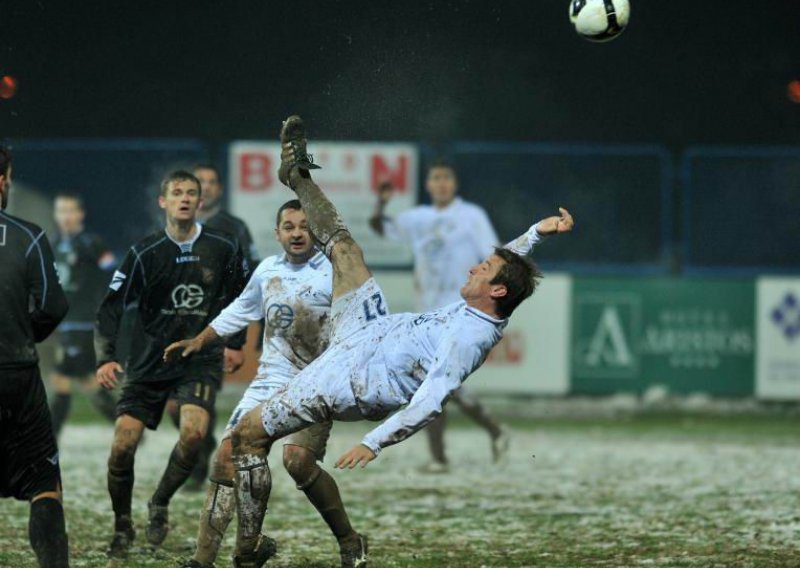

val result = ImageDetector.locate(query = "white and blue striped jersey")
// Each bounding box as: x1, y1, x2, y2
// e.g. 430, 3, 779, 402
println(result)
211, 250, 332, 385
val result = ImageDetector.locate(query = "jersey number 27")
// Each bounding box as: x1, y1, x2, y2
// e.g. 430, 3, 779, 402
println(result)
362, 292, 387, 322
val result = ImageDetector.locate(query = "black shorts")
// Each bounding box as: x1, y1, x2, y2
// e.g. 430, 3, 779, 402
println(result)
117, 369, 219, 430
55, 329, 96, 377
0, 365, 62, 501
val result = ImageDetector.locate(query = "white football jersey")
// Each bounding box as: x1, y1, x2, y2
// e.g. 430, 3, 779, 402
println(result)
358, 301, 507, 452
211, 250, 332, 383
383, 197, 499, 310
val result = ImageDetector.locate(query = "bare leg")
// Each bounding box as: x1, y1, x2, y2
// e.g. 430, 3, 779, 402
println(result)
451, 388, 503, 440
107, 414, 145, 556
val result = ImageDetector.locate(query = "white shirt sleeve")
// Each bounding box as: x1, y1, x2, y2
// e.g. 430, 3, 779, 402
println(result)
382, 209, 416, 243
210, 267, 265, 337
504, 222, 545, 256
472, 207, 500, 259
361, 335, 487, 455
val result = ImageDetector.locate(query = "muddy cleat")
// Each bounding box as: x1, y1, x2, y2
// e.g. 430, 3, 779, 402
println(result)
232, 534, 278, 568
340, 533, 368, 568
491, 430, 511, 464
278, 114, 321, 187
106, 519, 136, 559
145, 499, 169, 546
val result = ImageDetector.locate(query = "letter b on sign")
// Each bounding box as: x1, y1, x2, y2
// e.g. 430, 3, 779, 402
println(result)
240, 153, 273, 192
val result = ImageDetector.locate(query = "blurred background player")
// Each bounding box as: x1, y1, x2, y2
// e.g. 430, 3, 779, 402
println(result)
182, 200, 363, 568
166, 163, 258, 491
369, 162, 509, 472
0, 146, 70, 567
49, 192, 117, 438
94, 170, 247, 558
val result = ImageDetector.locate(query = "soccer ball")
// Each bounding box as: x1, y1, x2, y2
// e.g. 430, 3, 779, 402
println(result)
569, 0, 630, 43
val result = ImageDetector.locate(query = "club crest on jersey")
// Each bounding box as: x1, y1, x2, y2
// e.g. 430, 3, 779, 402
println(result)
172, 284, 204, 309
109, 270, 126, 291
267, 303, 295, 330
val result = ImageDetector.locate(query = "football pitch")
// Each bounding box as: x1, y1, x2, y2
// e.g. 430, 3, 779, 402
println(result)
1, 397, 798, 567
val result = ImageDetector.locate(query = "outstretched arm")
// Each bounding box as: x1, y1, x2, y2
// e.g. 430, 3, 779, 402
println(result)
504, 207, 575, 256
163, 267, 264, 363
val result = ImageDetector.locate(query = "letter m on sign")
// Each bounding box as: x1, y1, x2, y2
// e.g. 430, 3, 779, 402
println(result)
371, 154, 408, 193
239, 152, 273, 192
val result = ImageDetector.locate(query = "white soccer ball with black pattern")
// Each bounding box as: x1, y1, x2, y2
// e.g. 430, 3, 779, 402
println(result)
569, 0, 630, 43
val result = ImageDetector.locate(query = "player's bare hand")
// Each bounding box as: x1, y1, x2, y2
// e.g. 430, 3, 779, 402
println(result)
537, 207, 575, 236
335, 444, 376, 469
163, 338, 203, 363
96, 361, 124, 390
224, 348, 245, 373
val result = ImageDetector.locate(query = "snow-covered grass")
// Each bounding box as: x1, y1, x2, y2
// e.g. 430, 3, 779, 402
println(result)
1, 401, 799, 567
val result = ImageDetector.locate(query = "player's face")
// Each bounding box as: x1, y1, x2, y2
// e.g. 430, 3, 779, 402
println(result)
0, 166, 10, 210
275, 207, 314, 261
53, 197, 85, 235
194, 167, 223, 210
460, 254, 508, 303
159, 179, 202, 223
425, 167, 457, 207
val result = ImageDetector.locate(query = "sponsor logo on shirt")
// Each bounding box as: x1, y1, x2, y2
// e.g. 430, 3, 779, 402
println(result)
176, 255, 200, 264
172, 284, 205, 309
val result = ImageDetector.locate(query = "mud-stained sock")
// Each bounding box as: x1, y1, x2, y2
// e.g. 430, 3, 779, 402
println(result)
194, 479, 235, 564
108, 465, 134, 524
151, 444, 196, 507
50, 393, 71, 437
29, 498, 69, 568
292, 176, 351, 257
300, 467, 355, 542
233, 454, 272, 555
90, 389, 117, 424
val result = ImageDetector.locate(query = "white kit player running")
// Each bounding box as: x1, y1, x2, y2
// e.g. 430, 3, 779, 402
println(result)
370, 163, 510, 471
165, 116, 575, 568
180, 200, 365, 568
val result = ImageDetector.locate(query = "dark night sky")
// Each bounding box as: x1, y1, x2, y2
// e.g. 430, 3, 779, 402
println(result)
2, 0, 800, 146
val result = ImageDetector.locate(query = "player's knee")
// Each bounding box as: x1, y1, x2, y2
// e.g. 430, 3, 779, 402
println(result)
212, 438, 235, 479
179, 427, 206, 453
231, 413, 269, 455
282, 445, 318, 486
109, 437, 136, 470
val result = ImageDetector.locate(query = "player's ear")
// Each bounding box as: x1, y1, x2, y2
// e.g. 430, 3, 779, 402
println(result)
158, 195, 166, 210
489, 284, 508, 300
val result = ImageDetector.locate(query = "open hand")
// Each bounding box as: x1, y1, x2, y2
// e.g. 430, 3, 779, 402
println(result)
163, 337, 203, 363
335, 444, 377, 469
96, 361, 124, 390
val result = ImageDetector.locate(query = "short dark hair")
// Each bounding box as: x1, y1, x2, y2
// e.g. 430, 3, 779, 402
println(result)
0, 145, 12, 177
160, 170, 201, 196
427, 159, 456, 176
276, 199, 303, 227
54, 191, 85, 210
490, 247, 543, 318
193, 163, 221, 179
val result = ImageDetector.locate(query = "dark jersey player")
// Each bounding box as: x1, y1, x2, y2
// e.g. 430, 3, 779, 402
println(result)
94, 170, 247, 559
164, 163, 258, 490
49, 192, 117, 437
0, 145, 70, 567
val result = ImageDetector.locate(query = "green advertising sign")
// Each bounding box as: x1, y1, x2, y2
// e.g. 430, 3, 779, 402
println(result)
571, 278, 755, 396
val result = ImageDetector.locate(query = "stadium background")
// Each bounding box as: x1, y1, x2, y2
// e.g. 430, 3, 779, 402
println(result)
1, 1, 799, 567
